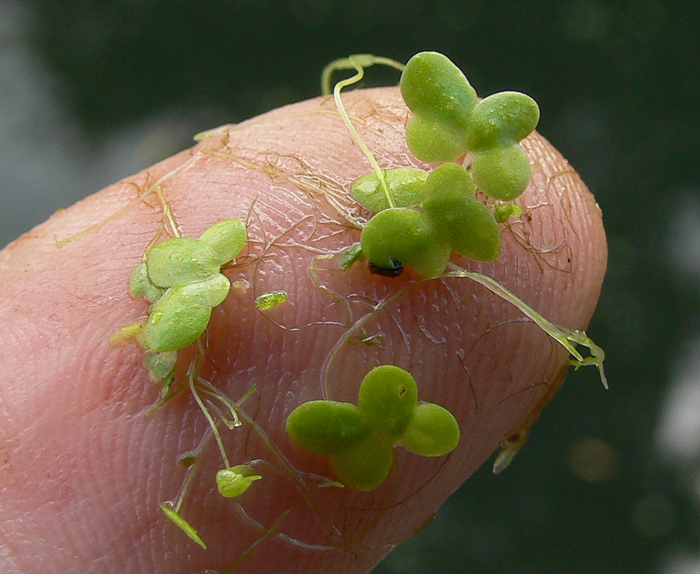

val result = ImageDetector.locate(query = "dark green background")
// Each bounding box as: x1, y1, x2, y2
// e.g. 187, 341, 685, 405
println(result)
4, 1, 700, 572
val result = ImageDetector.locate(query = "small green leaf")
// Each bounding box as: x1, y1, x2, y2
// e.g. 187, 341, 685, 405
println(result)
399, 402, 460, 457
331, 434, 394, 491
142, 350, 177, 381
160, 504, 207, 549
422, 163, 501, 262
255, 290, 288, 311
400, 52, 478, 162
143, 284, 214, 352
422, 162, 476, 202
400, 51, 477, 127
466, 91, 540, 152
404, 114, 471, 163
358, 365, 418, 441
128, 263, 149, 297
199, 219, 247, 265
472, 144, 532, 201
421, 163, 501, 261
286, 400, 369, 456
129, 263, 165, 302
147, 237, 220, 288
351, 168, 428, 213
494, 203, 522, 223
192, 273, 231, 307
360, 207, 450, 279
338, 243, 364, 271
216, 465, 262, 498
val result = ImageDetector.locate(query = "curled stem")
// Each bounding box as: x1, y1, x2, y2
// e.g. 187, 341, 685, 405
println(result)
321, 54, 405, 96
328, 55, 404, 210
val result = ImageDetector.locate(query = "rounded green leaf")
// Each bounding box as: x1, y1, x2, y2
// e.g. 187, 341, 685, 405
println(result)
466, 91, 540, 152
160, 504, 207, 549
128, 262, 166, 302
400, 52, 478, 163
472, 144, 532, 201
128, 263, 149, 297
286, 400, 369, 456
147, 237, 220, 288
423, 204, 501, 262
451, 199, 501, 261
400, 402, 460, 457
494, 203, 522, 223
142, 350, 177, 381
255, 290, 288, 311
216, 465, 262, 498
409, 240, 452, 279
422, 162, 476, 202
400, 51, 477, 126
189, 273, 231, 307
143, 283, 214, 352
358, 365, 418, 440
199, 218, 247, 265
331, 435, 394, 491
422, 163, 500, 261
351, 168, 428, 213
405, 115, 471, 163
360, 207, 450, 279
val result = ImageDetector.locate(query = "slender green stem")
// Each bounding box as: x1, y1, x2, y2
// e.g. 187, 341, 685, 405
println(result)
320, 280, 420, 399
446, 263, 607, 388
331, 55, 399, 209
172, 428, 212, 512
199, 379, 258, 429
321, 54, 405, 96
188, 371, 231, 468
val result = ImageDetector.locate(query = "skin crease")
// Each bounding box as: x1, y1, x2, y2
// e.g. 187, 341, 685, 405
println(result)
0, 87, 606, 574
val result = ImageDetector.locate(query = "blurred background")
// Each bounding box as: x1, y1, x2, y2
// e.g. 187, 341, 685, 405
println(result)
1, 0, 698, 572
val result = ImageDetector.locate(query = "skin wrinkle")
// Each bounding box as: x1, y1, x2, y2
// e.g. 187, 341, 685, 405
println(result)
0, 87, 605, 574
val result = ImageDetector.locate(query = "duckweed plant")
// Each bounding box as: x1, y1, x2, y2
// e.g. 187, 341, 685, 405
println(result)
287, 365, 460, 491
340, 51, 539, 278
89, 51, 607, 569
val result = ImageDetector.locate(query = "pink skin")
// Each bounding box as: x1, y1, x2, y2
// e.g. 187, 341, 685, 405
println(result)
0, 87, 606, 574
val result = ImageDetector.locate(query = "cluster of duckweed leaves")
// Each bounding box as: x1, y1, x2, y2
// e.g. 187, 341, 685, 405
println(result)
101, 51, 606, 569
347, 51, 539, 279
124, 218, 246, 385
325, 50, 605, 480
119, 218, 274, 550
286, 365, 460, 491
